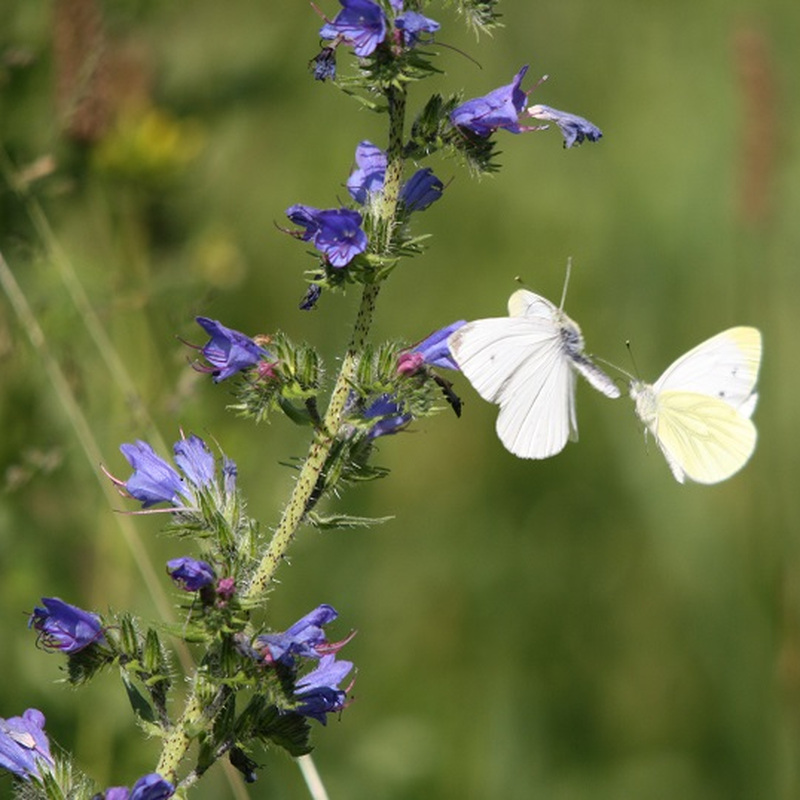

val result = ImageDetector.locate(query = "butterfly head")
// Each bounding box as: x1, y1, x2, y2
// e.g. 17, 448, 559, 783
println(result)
556, 311, 585, 356
629, 380, 657, 426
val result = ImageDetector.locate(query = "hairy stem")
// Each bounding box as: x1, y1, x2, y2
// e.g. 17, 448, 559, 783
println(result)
154, 82, 408, 786
245, 84, 407, 603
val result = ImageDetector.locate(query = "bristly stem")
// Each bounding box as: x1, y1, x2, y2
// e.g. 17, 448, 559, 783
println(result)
245, 83, 407, 604
156, 83, 408, 787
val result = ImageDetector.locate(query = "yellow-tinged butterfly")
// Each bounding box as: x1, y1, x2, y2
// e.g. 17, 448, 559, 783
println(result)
629, 326, 762, 484
448, 286, 620, 460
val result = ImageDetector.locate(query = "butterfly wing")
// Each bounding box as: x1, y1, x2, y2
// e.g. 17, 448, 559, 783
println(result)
448, 315, 576, 459
653, 327, 762, 415
650, 390, 758, 484
511, 288, 621, 399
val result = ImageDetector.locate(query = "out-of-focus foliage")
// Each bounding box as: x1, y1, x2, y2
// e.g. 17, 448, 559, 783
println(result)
1, 0, 799, 797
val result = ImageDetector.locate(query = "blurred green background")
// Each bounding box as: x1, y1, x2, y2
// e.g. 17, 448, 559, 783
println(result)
2, 0, 799, 797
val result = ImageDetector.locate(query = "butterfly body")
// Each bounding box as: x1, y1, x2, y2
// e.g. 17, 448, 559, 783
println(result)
630, 326, 762, 484
448, 288, 620, 460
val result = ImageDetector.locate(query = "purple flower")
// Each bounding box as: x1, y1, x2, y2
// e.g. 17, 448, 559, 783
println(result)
346, 141, 388, 204
130, 774, 174, 800
194, 317, 271, 383
100, 774, 175, 800
527, 103, 603, 148
173, 435, 215, 489
364, 394, 412, 438
216, 577, 236, 602
294, 655, 353, 724
397, 320, 467, 374
450, 65, 544, 137
400, 167, 443, 212
167, 558, 217, 591
0, 709, 54, 780
256, 604, 339, 666
395, 11, 439, 47
29, 597, 105, 654
347, 141, 444, 212
320, 0, 387, 57
310, 47, 337, 81
117, 441, 188, 508
112, 434, 226, 510
223, 457, 237, 496
286, 204, 368, 268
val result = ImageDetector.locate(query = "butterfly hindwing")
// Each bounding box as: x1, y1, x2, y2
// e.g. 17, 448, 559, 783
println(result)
652, 391, 758, 484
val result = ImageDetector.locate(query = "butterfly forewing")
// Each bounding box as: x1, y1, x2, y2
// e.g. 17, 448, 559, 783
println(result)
449, 316, 561, 404
654, 327, 761, 412
449, 288, 620, 460
507, 288, 558, 319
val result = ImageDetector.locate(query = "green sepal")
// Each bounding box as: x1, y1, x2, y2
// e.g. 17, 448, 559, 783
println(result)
229, 332, 322, 426
64, 641, 113, 686
443, 0, 503, 34
406, 93, 501, 175
16, 759, 96, 800
235, 695, 312, 758
161, 620, 212, 644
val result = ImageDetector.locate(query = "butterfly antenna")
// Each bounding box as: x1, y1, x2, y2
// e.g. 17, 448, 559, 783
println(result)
624, 340, 642, 380
559, 257, 573, 311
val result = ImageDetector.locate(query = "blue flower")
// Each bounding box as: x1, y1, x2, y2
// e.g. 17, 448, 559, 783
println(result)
364, 394, 412, 438
223, 457, 237, 496
29, 597, 105, 654
112, 434, 226, 510
194, 317, 272, 383
0, 709, 54, 781
286, 204, 368, 267
99, 774, 175, 800
450, 65, 543, 137
320, 0, 387, 58
130, 774, 175, 800
346, 140, 444, 212
104, 789, 132, 800
394, 11, 439, 47
527, 103, 603, 148
294, 654, 353, 724
167, 558, 217, 591
399, 167, 444, 212
398, 320, 466, 374
255, 604, 339, 666
346, 141, 388, 204
117, 440, 189, 508
173, 435, 215, 489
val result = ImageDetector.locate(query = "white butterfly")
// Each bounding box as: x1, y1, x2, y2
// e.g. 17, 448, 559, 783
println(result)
448, 287, 621, 459
629, 327, 762, 484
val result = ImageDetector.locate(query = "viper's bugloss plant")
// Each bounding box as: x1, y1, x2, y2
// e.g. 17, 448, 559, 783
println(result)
3, 0, 611, 796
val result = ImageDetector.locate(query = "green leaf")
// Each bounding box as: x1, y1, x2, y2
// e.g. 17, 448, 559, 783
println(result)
122, 673, 157, 724
306, 512, 395, 530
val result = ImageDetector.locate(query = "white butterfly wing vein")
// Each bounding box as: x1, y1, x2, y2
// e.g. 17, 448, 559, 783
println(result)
450, 317, 575, 458
648, 390, 757, 484
633, 327, 762, 484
